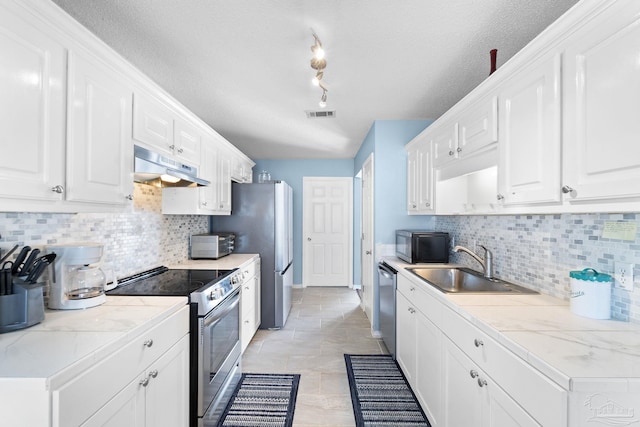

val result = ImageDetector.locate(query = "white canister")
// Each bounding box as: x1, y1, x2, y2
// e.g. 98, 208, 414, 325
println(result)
569, 268, 612, 319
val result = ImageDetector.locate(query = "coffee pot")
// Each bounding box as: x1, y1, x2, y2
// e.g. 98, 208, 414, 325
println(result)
46, 243, 106, 310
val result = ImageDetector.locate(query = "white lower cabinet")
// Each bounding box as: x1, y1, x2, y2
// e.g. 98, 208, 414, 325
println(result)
81, 335, 189, 427
396, 280, 442, 426
240, 257, 261, 353
443, 338, 539, 427
53, 306, 189, 427
396, 274, 566, 427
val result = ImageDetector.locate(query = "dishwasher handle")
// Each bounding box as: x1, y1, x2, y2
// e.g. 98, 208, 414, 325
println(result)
378, 262, 397, 278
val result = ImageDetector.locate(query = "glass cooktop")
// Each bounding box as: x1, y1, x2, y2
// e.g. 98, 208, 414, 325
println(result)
107, 266, 235, 297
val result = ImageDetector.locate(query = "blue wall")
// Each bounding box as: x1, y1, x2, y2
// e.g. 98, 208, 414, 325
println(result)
353, 119, 433, 330
251, 159, 355, 285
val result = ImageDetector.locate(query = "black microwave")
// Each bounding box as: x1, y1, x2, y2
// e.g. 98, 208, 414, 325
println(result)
395, 230, 450, 264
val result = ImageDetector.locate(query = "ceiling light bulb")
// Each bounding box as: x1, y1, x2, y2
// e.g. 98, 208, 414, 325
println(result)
314, 46, 325, 60
312, 76, 320, 86
319, 100, 327, 108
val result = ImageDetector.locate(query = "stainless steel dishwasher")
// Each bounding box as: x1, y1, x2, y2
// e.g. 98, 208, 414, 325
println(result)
378, 261, 398, 359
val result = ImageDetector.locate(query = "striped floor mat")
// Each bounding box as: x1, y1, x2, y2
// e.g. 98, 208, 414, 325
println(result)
217, 373, 300, 427
344, 354, 431, 427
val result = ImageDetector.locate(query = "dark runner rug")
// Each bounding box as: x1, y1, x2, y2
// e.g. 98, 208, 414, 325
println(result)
217, 373, 300, 427
344, 354, 431, 427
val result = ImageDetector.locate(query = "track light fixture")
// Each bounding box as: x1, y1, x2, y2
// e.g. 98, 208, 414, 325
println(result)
310, 31, 328, 107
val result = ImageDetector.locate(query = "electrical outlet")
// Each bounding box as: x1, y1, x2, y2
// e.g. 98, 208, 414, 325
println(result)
614, 262, 634, 291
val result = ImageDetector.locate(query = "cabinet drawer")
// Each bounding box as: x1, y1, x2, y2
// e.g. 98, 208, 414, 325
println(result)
397, 275, 442, 325
239, 259, 258, 280
441, 307, 566, 427
53, 306, 189, 427
241, 281, 256, 318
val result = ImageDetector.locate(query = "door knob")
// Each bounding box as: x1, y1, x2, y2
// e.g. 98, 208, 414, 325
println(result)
307, 237, 311, 241
366, 250, 371, 255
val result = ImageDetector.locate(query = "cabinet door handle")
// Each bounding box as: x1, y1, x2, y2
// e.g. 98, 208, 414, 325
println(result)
424, 202, 430, 207
409, 286, 415, 292
561, 185, 574, 194
456, 147, 462, 153
125, 194, 134, 201
412, 204, 417, 208
469, 370, 479, 379
202, 201, 208, 206
140, 377, 149, 387
143, 339, 154, 348
448, 150, 454, 156
477, 378, 488, 388
177, 148, 184, 154
474, 339, 484, 347
51, 185, 64, 194
408, 307, 416, 314
169, 144, 175, 150
148, 369, 158, 379
244, 286, 250, 290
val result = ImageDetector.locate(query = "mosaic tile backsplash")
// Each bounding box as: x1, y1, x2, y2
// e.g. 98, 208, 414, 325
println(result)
435, 213, 640, 323
0, 183, 208, 281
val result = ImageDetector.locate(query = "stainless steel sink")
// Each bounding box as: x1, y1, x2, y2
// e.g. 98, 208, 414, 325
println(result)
406, 267, 538, 294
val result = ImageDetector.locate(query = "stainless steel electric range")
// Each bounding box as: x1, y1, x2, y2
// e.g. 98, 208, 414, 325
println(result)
107, 266, 242, 427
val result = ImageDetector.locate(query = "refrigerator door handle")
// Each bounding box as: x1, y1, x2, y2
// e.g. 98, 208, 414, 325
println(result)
278, 262, 292, 276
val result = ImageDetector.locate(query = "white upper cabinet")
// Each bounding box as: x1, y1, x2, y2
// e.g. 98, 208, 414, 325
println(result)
0, 5, 66, 202
412, 0, 640, 214
432, 121, 458, 167
133, 93, 202, 167
433, 95, 498, 168
497, 52, 562, 206
132, 92, 173, 156
231, 155, 254, 183
66, 50, 134, 205
406, 137, 434, 214
457, 95, 498, 158
562, 0, 640, 202
173, 118, 202, 166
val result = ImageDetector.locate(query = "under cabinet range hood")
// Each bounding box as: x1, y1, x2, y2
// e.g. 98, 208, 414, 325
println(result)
133, 145, 209, 187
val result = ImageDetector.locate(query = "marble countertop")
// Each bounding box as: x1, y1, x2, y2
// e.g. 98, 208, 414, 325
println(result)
0, 255, 260, 391
383, 256, 640, 391
168, 253, 259, 270
0, 296, 187, 388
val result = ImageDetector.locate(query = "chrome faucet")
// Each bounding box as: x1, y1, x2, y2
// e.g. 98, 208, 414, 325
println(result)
453, 245, 494, 279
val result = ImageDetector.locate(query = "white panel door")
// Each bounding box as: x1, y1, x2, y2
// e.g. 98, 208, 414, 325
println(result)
360, 156, 374, 319
0, 7, 66, 201
303, 177, 353, 287
65, 50, 134, 205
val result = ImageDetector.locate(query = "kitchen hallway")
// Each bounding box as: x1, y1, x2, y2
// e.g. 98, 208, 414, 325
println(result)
241, 287, 387, 427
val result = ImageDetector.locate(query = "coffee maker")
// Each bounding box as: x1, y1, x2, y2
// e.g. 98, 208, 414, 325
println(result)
46, 243, 106, 310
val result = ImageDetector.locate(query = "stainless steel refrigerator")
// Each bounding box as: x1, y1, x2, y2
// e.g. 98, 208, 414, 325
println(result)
210, 181, 293, 329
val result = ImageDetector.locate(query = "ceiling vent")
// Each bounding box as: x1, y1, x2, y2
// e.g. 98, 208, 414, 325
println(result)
306, 110, 336, 118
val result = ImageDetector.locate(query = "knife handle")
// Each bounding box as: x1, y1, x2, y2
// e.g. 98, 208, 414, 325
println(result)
21, 248, 41, 276
11, 246, 31, 275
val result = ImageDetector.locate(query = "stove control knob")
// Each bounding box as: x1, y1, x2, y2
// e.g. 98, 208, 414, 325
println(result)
209, 287, 224, 300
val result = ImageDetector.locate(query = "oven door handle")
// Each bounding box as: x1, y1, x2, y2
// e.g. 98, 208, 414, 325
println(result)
203, 293, 240, 328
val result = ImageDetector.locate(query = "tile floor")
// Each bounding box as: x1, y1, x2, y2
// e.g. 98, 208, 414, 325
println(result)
241, 286, 388, 427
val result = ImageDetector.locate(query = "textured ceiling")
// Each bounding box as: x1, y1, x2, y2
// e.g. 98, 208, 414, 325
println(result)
52, 0, 579, 159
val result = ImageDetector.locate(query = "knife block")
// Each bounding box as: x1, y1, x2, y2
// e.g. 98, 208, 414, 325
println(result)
0, 280, 45, 333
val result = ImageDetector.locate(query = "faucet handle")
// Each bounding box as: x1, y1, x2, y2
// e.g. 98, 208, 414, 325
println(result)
478, 244, 491, 256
